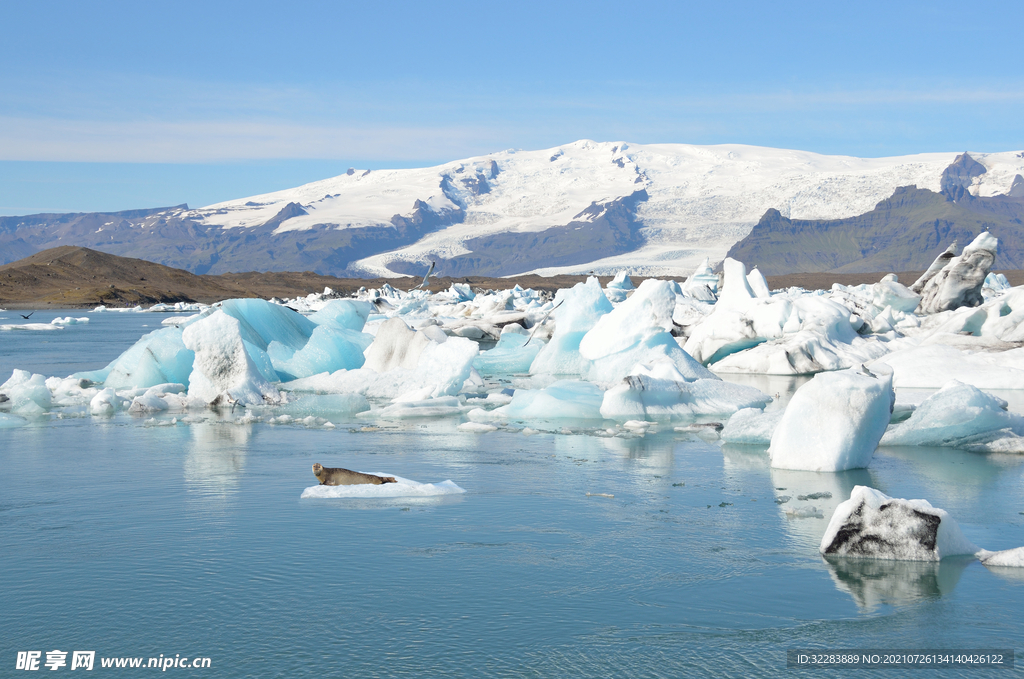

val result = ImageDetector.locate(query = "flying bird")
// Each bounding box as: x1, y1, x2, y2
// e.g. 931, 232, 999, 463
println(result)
411, 261, 436, 290
20, 312, 33, 320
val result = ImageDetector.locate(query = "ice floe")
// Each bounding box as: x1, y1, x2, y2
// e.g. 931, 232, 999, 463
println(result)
301, 475, 466, 498
769, 365, 893, 471
821, 486, 978, 560
880, 380, 1024, 452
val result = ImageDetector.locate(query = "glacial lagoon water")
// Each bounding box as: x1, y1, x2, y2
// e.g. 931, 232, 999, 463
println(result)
3, 311, 1024, 677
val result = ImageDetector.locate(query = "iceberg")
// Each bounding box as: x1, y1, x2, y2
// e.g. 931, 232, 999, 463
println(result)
182, 310, 282, 406
978, 547, 1024, 568
720, 407, 784, 444
820, 486, 978, 560
89, 387, 127, 415
880, 381, 1024, 452
869, 344, 1024, 390
282, 326, 477, 401
0, 412, 28, 428
473, 331, 544, 376
599, 363, 769, 421
487, 380, 605, 423
530, 278, 612, 376
0, 370, 53, 414
769, 365, 893, 471
579, 279, 716, 383
918, 232, 998, 314
78, 326, 195, 389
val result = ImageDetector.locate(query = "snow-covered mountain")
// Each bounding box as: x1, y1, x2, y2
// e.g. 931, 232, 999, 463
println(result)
4, 141, 1024, 277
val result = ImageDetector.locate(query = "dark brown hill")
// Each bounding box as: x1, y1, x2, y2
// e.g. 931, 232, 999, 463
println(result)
0, 246, 621, 308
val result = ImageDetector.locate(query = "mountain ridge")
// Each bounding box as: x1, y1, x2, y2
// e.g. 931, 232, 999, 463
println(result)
3, 142, 1023, 277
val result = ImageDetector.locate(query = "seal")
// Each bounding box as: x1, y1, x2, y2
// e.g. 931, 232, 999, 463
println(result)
312, 463, 396, 486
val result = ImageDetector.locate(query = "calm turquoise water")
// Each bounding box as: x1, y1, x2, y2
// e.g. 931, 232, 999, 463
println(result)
3, 312, 1024, 677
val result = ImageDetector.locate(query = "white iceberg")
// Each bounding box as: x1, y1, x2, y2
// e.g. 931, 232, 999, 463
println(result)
0, 370, 53, 414
918, 231, 998, 314
488, 380, 605, 422
769, 365, 893, 471
820, 486, 978, 560
720, 407, 784, 445
869, 344, 1024, 390
599, 362, 769, 421
881, 380, 1024, 451
530, 278, 612, 376
579, 279, 716, 383
182, 310, 282, 406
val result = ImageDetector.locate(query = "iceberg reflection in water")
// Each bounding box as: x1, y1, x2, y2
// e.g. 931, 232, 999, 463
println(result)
825, 555, 972, 612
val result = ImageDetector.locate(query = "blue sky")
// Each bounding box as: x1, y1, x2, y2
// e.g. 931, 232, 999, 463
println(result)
2, 0, 1022, 214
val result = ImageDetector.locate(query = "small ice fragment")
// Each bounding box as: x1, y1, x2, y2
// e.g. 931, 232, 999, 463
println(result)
977, 547, 1024, 568
785, 506, 824, 519
775, 496, 791, 504
797, 492, 833, 501
458, 422, 498, 433
586, 492, 614, 498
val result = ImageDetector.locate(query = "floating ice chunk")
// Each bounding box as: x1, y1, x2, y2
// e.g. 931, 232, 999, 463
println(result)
720, 407, 784, 444
76, 326, 194, 389
871, 275, 920, 313
182, 310, 282, 406
746, 267, 772, 299
911, 242, 958, 293
977, 547, 1024, 568
363, 318, 435, 372
45, 376, 97, 407
0, 370, 52, 413
89, 387, 127, 415
604, 271, 635, 302
682, 257, 719, 299
50, 316, 89, 325
373, 396, 466, 420
769, 365, 893, 471
709, 330, 887, 376
530, 278, 612, 376
0, 323, 63, 331
983, 272, 1011, 301
881, 380, 1024, 449
272, 325, 372, 380
251, 393, 370, 419
607, 271, 635, 290
820, 486, 978, 560
579, 279, 716, 383
600, 366, 769, 421
307, 299, 373, 332
785, 506, 824, 519
458, 422, 498, 433
491, 380, 605, 422
694, 291, 872, 374
717, 258, 755, 309
301, 475, 466, 498
474, 332, 543, 375
869, 344, 1024, 389
0, 412, 27, 428
282, 335, 477, 401
919, 232, 998, 314
219, 298, 317, 353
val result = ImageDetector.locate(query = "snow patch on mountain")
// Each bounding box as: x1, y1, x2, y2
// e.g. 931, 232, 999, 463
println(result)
187, 141, 1024, 277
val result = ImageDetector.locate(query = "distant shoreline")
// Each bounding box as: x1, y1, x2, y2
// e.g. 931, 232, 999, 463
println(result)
3, 245, 1020, 310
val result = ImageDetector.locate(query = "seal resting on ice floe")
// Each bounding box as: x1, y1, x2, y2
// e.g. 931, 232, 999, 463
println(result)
311, 463, 396, 486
